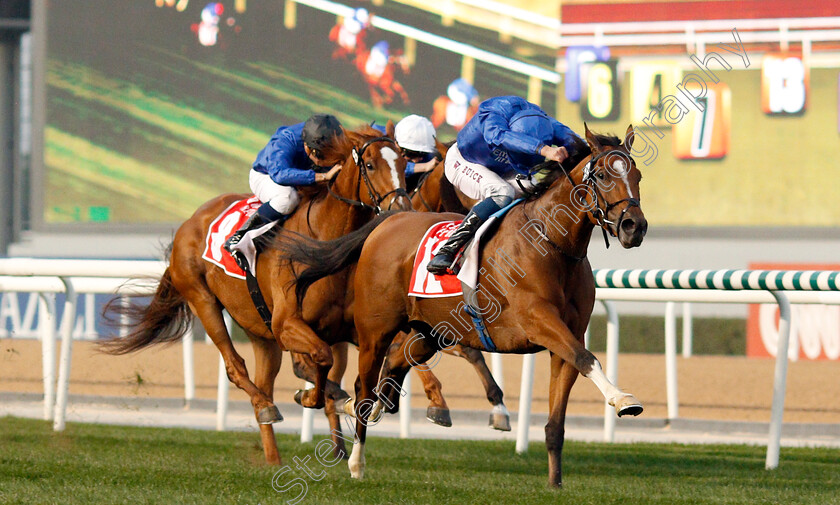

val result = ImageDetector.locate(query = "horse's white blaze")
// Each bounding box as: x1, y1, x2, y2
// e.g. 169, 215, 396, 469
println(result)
584, 359, 626, 403
381, 146, 400, 190
612, 158, 634, 199
348, 441, 365, 479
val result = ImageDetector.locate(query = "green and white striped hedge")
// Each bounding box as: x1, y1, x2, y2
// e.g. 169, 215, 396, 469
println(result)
592, 269, 840, 291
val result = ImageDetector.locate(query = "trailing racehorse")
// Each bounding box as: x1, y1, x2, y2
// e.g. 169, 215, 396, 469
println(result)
100, 124, 412, 465
281, 125, 648, 486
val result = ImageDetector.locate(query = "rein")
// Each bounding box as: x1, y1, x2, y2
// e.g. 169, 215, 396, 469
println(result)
327, 136, 410, 215
409, 170, 435, 211
526, 149, 639, 256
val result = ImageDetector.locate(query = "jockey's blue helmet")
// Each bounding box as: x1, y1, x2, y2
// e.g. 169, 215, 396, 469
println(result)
302, 114, 343, 150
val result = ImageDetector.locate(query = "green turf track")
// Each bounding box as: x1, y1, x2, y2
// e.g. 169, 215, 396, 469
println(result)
1, 417, 838, 505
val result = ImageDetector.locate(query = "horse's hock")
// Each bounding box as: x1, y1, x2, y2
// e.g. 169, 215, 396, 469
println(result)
2, 338, 838, 425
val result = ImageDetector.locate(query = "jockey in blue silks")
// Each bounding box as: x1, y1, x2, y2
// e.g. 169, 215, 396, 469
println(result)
224, 114, 344, 259
426, 95, 582, 275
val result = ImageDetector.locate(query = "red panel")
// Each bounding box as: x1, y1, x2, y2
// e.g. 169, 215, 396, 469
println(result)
563, 1, 840, 24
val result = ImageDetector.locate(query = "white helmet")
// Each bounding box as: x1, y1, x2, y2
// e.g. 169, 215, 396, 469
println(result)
395, 115, 436, 153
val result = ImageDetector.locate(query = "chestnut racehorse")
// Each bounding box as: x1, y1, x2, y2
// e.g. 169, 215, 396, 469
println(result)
281, 125, 648, 486
101, 124, 413, 465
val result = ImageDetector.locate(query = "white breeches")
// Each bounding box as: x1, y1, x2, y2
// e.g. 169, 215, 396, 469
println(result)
443, 143, 537, 207
249, 169, 301, 215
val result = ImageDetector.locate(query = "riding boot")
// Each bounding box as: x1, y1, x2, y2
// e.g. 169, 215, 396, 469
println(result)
426, 209, 485, 275
224, 212, 271, 257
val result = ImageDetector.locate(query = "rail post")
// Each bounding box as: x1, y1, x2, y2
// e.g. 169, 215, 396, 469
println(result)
515, 353, 536, 454
53, 277, 77, 432
766, 291, 791, 470
664, 301, 679, 420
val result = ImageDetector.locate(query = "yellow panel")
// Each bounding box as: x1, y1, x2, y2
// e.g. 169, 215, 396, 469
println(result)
629, 61, 682, 129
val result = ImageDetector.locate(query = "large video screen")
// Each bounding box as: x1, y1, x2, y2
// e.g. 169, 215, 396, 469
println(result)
44, 0, 553, 225
43, 0, 840, 228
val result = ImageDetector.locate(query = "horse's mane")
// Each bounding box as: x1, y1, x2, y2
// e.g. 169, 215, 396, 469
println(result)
525, 131, 622, 200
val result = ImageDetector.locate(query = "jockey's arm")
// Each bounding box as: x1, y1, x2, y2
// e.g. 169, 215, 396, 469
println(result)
262, 137, 317, 187
407, 158, 437, 176
481, 110, 545, 158
550, 120, 584, 152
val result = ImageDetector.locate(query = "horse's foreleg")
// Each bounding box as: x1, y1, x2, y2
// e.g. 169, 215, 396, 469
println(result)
251, 336, 284, 465
326, 342, 349, 460
188, 298, 279, 420
275, 317, 333, 409
524, 304, 643, 418
545, 352, 579, 488
448, 345, 510, 431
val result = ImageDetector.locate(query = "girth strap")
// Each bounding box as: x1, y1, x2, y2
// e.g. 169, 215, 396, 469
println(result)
245, 267, 273, 333
463, 303, 497, 352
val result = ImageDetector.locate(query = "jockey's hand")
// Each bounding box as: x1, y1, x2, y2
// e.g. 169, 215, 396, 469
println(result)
412, 159, 437, 174
540, 145, 569, 163
316, 163, 343, 183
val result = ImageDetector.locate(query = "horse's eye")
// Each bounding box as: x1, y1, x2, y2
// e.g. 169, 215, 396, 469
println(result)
366, 162, 374, 170
597, 171, 606, 180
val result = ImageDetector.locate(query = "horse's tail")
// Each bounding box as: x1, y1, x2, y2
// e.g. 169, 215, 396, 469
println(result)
276, 211, 397, 308
98, 267, 193, 355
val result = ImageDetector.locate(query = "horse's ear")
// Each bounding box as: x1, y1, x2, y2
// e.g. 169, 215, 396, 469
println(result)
584, 122, 602, 153
386, 120, 396, 138
623, 124, 635, 152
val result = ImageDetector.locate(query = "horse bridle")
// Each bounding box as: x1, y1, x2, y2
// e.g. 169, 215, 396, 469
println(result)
527, 149, 639, 256
570, 149, 640, 248
327, 136, 411, 214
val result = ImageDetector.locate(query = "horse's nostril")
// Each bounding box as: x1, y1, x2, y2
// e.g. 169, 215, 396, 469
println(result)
621, 219, 636, 232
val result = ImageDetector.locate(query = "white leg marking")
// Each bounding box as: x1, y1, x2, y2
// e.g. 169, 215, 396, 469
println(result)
492, 403, 509, 417
342, 397, 356, 417
348, 441, 366, 480
584, 359, 626, 403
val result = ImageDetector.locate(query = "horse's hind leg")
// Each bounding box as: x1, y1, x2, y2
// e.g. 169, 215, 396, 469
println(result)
250, 336, 284, 465
290, 351, 349, 405
186, 296, 281, 423
383, 331, 450, 427
446, 345, 510, 431
349, 327, 397, 480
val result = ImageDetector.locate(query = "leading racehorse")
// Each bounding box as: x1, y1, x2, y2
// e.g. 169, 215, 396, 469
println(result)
101, 123, 412, 465
280, 125, 647, 487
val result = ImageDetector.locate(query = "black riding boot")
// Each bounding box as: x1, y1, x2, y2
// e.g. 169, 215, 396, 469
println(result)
426, 210, 485, 275
224, 212, 271, 257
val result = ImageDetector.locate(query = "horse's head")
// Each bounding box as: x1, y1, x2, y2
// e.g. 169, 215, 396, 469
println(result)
574, 124, 647, 248
334, 122, 412, 212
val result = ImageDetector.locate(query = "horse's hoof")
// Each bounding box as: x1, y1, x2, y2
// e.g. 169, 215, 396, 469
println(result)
342, 398, 355, 417
611, 394, 644, 417
257, 405, 284, 424
293, 390, 304, 407
426, 406, 452, 427
489, 413, 511, 431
